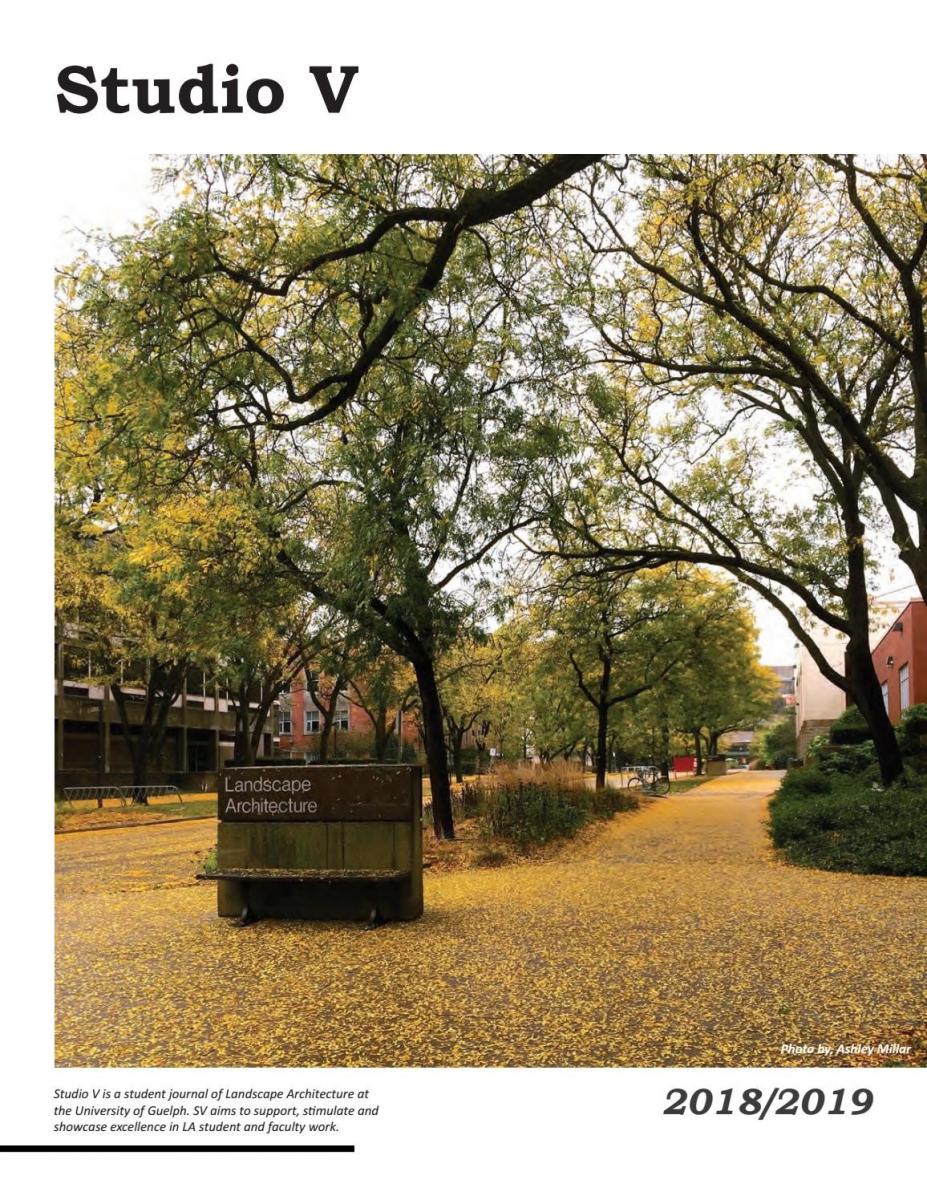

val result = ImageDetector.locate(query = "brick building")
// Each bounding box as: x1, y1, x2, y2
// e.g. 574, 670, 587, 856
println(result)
871, 598, 926, 723
276, 669, 422, 762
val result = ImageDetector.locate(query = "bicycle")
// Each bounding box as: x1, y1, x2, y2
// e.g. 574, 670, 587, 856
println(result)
624, 763, 670, 796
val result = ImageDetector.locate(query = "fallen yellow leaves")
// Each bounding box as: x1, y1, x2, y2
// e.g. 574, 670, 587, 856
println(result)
55, 772, 927, 1068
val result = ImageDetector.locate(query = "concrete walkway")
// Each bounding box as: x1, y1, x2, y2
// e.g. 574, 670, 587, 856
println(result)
55, 772, 927, 1066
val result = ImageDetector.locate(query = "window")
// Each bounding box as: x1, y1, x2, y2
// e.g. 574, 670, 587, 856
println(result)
899, 663, 910, 714
278, 708, 292, 736
880, 681, 889, 713
305, 707, 321, 734
334, 702, 350, 732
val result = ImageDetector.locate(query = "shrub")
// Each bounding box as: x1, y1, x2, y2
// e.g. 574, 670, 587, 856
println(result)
806, 732, 830, 761
584, 787, 640, 817
760, 717, 797, 768
813, 739, 876, 776
462, 761, 638, 849
898, 703, 927, 756
478, 780, 587, 847
775, 767, 832, 798
769, 768, 927, 876
472, 846, 510, 868
829, 706, 872, 745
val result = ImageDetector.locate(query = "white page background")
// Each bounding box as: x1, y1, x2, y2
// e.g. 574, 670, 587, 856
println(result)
1, 2, 924, 1196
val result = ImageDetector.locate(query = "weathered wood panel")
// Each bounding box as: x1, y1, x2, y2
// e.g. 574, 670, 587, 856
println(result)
218, 764, 417, 821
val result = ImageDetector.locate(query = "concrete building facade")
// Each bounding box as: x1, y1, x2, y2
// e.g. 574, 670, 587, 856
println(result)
55, 634, 277, 790
793, 631, 848, 757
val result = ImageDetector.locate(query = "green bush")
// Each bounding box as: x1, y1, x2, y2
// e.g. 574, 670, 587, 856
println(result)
760, 717, 797, 768
898, 703, 927, 756
829, 706, 872, 745
806, 732, 830, 761
813, 739, 876, 776
769, 768, 927, 876
776, 767, 832, 798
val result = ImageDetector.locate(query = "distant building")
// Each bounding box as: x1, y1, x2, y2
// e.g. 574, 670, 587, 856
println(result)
793, 594, 921, 755
794, 631, 848, 757
276, 669, 421, 762
871, 598, 926, 723
55, 632, 276, 790
719, 730, 758, 760
768, 664, 796, 710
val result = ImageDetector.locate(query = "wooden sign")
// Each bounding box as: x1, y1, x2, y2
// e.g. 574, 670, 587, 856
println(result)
218, 764, 418, 822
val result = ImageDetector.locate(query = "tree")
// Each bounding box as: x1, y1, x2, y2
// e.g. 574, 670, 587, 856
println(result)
295, 616, 370, 763
55, 502, 215, 799
56, 314, 310, 787
646, 601, 780, 770
458, 611, 589, 765
346, 643, 418, 761
66, 154, 601, 838
761, 718, 798, 770
563, 155, 927, 592
220, 602, 309, 766
552, 155, 926, 782
538, 562, 754, 787
275, 335, 564, 834
437, 637, 500, 782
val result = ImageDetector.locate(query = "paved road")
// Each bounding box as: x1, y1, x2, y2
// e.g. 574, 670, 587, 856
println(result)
55, 772, 927, 1066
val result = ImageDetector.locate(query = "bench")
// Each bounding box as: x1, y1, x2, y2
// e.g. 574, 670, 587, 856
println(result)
200, 764, 423, 924
197, 867, 412, 925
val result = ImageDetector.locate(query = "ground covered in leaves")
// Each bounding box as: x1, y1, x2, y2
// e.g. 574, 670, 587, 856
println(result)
56, 772, 927, 1067
55, 796, 218, 832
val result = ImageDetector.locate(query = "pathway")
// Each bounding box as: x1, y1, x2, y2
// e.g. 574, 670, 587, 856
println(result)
55, 772, 927, 1066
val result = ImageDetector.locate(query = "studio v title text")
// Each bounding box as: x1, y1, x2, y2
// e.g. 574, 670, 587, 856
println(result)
57, 64, 359, 114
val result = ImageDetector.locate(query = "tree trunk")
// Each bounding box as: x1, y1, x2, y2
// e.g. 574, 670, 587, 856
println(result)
318, 718, 332, 762
235, 686, 256, 765
659, 715, 671, 781
845, 632, 905, 784
373, 710, 390, 760
247, 692, 277, 764
595, 701, 608, 789
843, 498, 905, 784
111, 683, 164, 804
451, 730, 465, 784
692, 729, 703, 776
412, 654, 455, 839
128, 737, 149, 803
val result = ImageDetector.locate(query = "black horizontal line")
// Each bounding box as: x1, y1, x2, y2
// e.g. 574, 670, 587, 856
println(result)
1, 1145, 355, 1153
